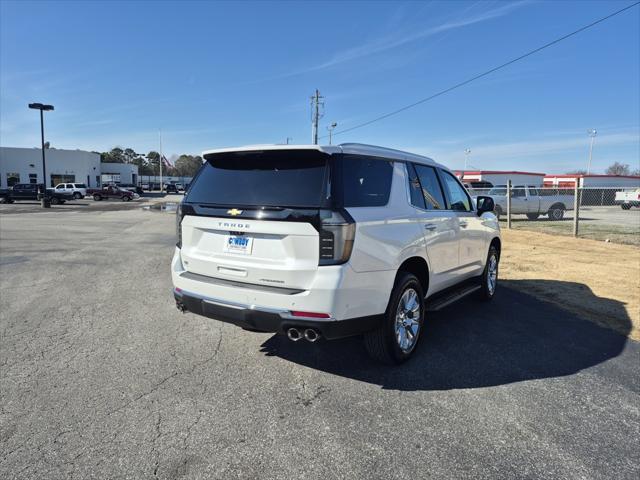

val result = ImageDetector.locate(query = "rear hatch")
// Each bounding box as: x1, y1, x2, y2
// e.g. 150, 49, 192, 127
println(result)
178, 149, 337, 291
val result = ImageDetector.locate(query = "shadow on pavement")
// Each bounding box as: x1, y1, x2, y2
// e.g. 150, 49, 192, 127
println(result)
260, 281, 631, 390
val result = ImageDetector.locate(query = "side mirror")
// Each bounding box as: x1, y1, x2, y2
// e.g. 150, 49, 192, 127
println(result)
476, 196, 495, 216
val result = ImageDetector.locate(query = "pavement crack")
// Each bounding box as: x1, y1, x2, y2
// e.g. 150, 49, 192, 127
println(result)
295, 384, 331, 407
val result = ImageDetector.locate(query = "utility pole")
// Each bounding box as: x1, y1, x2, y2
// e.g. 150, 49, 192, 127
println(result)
464, 148, 471, 170
587, 129, 597, 174
310, 89, 324, 144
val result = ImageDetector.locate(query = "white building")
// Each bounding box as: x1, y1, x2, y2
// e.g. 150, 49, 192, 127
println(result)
543, 174, 640, 188
454, 170, 546, 186
0, 147, 101, 188
100, 162, 139, 185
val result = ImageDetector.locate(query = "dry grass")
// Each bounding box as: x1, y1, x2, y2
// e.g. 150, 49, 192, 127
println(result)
500, 229, 640, 340
508, 220, 640, 246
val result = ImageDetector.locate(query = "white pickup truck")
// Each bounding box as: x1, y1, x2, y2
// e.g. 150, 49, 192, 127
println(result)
483, 185, 574, 220
615, 189, 640, 209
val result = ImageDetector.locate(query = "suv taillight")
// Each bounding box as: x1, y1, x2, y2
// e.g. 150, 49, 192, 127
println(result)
319, 210, 355, 265
176, 203, 191, 248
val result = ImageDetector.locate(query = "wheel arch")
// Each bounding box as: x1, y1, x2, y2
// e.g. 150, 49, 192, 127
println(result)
396, 256, 429, 296
490, 236, 501, 260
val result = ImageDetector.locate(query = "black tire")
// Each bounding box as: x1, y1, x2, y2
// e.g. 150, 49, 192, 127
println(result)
364, 272, 425, 365
122, 196, 130, 202
93, 194, 102, 201
73, 192, 82, 200
0, 197, 7, 204
621, 204, 631, 210
50, 197, 60, 205
526, 213, 539, 220
548, 205, 565, 221
478, 245, 499, 301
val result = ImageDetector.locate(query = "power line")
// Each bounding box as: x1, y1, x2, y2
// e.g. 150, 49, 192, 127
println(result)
323, 1, 640, 139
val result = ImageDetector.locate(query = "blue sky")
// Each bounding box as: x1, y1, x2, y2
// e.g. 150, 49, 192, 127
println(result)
1, 0, 638, 173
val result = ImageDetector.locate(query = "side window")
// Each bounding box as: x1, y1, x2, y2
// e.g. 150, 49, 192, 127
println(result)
440, 171, 471, 212
513, 186, 526, 197
414, 165, 446, 210
406, 163, 425, 209
339, 156, 393, 207
56, 185, 64, 189
528, 187, 538, 196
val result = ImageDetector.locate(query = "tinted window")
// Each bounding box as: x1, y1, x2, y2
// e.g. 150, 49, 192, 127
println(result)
440, 171, 471, 212
339, 156, 393, 207
406, 163, 425, 209
528, 187, 538, 196
187, 150, 330, 208
513, 186, 526, 197
414, 164, 445, 210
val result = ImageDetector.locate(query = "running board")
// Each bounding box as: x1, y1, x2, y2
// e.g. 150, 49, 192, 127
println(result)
426, 284, 480, 312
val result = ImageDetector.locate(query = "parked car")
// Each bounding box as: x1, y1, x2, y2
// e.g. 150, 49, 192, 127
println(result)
165, 183, 179, 193
482, 184, 573, 220
163, 182, 184, 192
0, 188, 13, 203
172, 143, 501, 365
87, 185, 138, 201
615, 189, 640, 209
54, 183, 87, 199
6, 183, 73, 204
118, 183, 144, 195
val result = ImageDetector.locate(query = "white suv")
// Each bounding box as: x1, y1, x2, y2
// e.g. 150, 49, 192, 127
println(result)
54, 183, 87, 199
172, 144, 500, 364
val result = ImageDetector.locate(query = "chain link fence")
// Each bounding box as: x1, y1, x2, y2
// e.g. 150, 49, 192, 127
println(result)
469, 184, 640, 246
137, 175, 194, 190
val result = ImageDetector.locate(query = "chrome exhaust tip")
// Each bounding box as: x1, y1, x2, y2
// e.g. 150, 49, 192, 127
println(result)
287, 328, 302, 342
303, 328, 320, 343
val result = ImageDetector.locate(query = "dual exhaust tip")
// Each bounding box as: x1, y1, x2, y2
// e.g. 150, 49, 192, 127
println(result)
287, 327, 320, 343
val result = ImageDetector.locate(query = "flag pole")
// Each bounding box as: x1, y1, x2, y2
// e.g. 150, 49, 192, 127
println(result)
159, 129, 163, 194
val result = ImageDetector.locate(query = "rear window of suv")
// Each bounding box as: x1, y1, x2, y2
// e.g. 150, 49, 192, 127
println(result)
187, 150, 331, 208
186, 150, 394, 209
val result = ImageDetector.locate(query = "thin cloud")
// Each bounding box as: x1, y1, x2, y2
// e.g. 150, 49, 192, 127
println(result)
402, 128, 640, 166
257, 1, 530, 82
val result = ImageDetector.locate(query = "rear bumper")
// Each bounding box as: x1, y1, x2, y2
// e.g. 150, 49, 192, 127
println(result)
173, 288, 380, 339
171, 248, 395, 321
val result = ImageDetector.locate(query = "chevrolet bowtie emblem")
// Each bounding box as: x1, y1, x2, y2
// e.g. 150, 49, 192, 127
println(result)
227, 208, 243, 216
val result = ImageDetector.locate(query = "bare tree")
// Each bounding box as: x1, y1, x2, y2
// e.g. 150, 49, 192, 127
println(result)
605, 162, 631, 176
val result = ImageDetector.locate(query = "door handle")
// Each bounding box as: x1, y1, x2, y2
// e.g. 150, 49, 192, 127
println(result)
424, 223, 437, 231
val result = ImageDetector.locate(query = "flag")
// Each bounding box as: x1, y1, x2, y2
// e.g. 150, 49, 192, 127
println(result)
161, 155, 173, 168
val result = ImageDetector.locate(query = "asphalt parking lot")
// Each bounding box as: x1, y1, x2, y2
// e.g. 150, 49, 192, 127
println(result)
1, 207, 638, 479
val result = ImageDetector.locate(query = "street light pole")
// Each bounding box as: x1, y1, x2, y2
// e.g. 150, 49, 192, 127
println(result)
28, 103, 54, 208
327, 122, 337, 145
464, 148, 471, 170
587, 129, 597, 174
